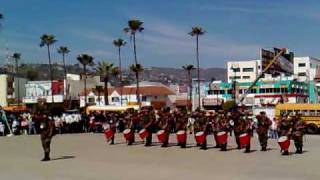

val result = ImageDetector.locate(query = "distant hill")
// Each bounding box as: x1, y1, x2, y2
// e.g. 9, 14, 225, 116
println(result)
1, 64, 227, 85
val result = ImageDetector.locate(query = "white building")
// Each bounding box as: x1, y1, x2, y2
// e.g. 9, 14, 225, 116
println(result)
227, 56, 320, 83
0, 74, 27, 107
227, 60, 261, 83
294, 57, 320, 82
80, 82, 176, 109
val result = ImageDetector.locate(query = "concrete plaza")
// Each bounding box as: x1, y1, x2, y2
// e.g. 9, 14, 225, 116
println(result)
0, 133, 319, 180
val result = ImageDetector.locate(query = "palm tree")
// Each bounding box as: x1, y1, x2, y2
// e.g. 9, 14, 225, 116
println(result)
95, 85, 103, 106
129, 64, 144, 107
113, 38, 126, 106
77, 54, 94, 107
189, 26, 206, 110
124, 19, 144, 65
182, 64, 195, 112
12, 53, 21, 105
0, 13, 3, 29
57, 46, 70, 100
97, 61, 114, 105
40, 34, 57, 104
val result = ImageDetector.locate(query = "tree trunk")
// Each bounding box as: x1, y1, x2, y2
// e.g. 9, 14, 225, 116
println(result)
47, 45, 54, 104
188, 71, 192, 112
119, 47, 123, 106
196, 35, 200, 110
104, 77, 109, 105
84, 65, 87, 107
133, 33, 138, 65
62, 53, 68, 101
15, 58, 20, 105
136, 72, 141, 108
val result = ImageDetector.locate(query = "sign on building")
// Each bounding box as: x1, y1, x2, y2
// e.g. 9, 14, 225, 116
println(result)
261, 48, 294, 75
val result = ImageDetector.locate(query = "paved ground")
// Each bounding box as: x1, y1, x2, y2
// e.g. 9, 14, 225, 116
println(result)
0, 133, 319, 180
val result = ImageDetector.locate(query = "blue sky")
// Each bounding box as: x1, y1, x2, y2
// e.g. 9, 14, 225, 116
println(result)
1, 0, 320, 68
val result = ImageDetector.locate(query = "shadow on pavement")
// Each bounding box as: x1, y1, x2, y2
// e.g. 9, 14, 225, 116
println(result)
51, 156, 75, 161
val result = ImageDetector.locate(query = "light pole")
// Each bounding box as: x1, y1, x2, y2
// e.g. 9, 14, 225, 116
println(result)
231, 64, 239, 104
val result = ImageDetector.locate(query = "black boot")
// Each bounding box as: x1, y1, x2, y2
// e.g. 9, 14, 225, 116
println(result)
41, 152, 50, 161
282, 150, 289, 156
180, 142, 186, 148
296, 147, 303, 154
220, 144, 227, 151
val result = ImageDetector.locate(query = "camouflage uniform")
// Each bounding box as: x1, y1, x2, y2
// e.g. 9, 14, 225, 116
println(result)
175, 113, 188, 148
217, 112, 229, 151
230, 111, 242, 149
40, 114, 55, 161
292, 116, 307, 154
256, 112, 272, 151
277, 116, 292, 155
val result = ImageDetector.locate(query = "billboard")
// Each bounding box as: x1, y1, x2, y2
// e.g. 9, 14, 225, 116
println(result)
261, 48, 294, 75
24, 80, 64, 103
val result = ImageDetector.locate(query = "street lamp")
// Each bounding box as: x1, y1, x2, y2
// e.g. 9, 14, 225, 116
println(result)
231, 64, 239, 104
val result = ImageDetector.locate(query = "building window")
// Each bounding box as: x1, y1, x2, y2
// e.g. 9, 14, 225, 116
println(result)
142, 96, 147, 102
242, 76, 250, 79
243, 68, 254, 72
231, 68, 240, 72
260, 88, 266, 93
298, 72, 306, 76
298, 63, 306, 67
112, 97, 119, 102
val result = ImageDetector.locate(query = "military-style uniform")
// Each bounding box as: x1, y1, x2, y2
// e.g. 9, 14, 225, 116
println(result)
158, 112, 171, 147
217, 112, 229, 151
108, 114, 117, 145
242, 115, 254, 153
176, 113, 188, 148
292, 116, 306, 154
230, 111, 242, 149
126, 113, 136, 145
40, 114, 55, 161
143, 110, 155, 146
278, 116, 292, 155
256, 112, 272, 151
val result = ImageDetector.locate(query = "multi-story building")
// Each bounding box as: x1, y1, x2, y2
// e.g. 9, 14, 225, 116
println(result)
227, 60, 261, 83
0, 73, 27, 107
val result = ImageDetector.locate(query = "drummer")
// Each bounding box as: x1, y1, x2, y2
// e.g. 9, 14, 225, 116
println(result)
217, 111, 229, 151
142, 108, 156, 147
229, 109, 242, 149
291, 114, 307, 154
256, 111, 272, 151
107, 112, 117, 145
242, 113, 254, 153
158, 108, 171, 147
176, 110, 188, 148
277, 115, 292, 155
126, 112, 136, 145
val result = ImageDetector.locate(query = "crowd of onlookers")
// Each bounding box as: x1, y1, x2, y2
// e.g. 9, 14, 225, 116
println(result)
0, 107, 281, 139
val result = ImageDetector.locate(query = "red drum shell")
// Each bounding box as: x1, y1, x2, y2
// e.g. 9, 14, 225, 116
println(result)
157, 130, 167, 143
195, 131, 206, 145
239, 133, 250, 148
278, 136, 290, 151
139, 129, 149, 140
216, 131, 228, 145
176, 130, 187, 143
104, 129, 114, 139
123, 129, 132, 141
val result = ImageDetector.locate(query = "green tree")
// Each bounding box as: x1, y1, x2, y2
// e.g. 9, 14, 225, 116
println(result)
129, 63, 144, 107
189, 26, 206, 110
113, 38, 126, 105
96, 61, 114, 105
182, 64, 195, 112
12, 52, 21, 105
77, 54, 94, 107
57, 46, 70, 99
124, 19, 144, 65
40, 34, 57, 104
95, 85, 103, 106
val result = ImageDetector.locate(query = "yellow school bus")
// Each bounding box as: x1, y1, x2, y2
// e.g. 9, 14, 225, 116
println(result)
275, 103, 320, 134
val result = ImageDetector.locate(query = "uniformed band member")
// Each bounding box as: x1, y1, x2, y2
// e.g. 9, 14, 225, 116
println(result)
291, 114, 307, 154
278, 115, 292, 155
216, 111, 229, 151
242, 113, 254, 153
175, 111, 188, 148
40, 114, 55, 161
256, 111, 272, 151
126, 112, 136, 145
107, 113, 117, 145
158, 110, 171, 147
230, 110, 242, 149
143, 108, 156, 146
